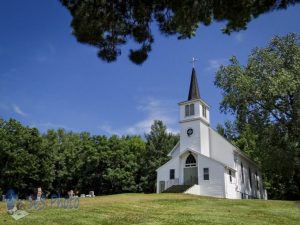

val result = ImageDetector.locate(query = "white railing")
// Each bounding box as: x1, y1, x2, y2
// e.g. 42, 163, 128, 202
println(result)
166, 178, 179, 189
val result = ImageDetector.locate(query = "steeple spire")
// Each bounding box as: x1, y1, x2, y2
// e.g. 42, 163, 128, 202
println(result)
188, 68, 200, 100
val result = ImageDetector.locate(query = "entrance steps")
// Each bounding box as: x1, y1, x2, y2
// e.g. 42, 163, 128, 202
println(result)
163, 185, 192, 193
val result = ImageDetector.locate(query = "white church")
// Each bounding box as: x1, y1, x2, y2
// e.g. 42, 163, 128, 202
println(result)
156, 67, 267, 199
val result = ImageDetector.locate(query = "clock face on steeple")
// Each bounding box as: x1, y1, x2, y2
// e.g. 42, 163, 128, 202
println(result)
187, 128, 193, 137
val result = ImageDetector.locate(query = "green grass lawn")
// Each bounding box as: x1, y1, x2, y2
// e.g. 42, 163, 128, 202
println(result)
0, 193, 299, 225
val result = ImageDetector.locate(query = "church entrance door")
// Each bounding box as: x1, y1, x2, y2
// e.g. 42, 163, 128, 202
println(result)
184, 167, 198, 185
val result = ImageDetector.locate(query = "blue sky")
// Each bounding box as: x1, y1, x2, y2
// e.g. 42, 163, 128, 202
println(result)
0, 1, 299, 135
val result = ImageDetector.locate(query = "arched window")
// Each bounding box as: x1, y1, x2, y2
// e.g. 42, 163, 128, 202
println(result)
185, 154, 196, 167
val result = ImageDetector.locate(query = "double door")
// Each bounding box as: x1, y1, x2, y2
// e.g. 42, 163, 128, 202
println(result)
184, 167, 198, 185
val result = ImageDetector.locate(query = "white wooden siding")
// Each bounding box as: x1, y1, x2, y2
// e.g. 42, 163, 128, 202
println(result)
156, 157, 180, 193
180, 121, 201, 154
209, 129, 235, 169
198, 155, 225, 198
235, 156, 265, 199
224, 169, 238, 199
200, 123, 210, 157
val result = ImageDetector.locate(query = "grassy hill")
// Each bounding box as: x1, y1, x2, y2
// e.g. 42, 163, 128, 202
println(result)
0, 193, 299, 225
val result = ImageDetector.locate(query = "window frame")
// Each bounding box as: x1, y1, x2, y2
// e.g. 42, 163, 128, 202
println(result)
185, 104, 195, 117
185, 105, 190, 117
249, 168, 252, 188
241, 162, 244, 184
169, 169, 175, 180
255, 172, 259, 189
203, 168, 209, 180
202, 104, 207, 118
189, 104, 195, 116
185, 154, 197, 167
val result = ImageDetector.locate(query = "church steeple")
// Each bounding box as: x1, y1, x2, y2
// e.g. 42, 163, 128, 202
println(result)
188, 68, 200, 100
179, 61, 210, 125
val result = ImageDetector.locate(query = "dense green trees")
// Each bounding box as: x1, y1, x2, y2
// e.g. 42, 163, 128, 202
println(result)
215, 33, 300, 199
0, 119, 52, 198
60, 0, 299, 64
141, 120, 179, 192
0, 118, 177, 197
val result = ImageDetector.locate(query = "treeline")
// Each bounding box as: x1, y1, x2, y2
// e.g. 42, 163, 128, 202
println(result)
215, 33, 300, 200
0, 118, 178, 198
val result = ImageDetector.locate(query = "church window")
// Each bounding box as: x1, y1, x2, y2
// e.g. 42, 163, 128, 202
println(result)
256, 172, 259, 189
202, 105, 207, 118
185, 104, 195, 117
190, 104, 195, 115
185, 105, 190, 117
229, 170, 232, 183
241, 163, 244, 183
203, 168, 209, 180
170, 169, 175, 179
185, 154, 196, 167
249, 168, 252, 188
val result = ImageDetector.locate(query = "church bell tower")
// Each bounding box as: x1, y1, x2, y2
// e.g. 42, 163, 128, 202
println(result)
178, 66, 211, 157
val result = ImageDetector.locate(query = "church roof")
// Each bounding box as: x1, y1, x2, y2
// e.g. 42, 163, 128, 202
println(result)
188, 68, 200, 100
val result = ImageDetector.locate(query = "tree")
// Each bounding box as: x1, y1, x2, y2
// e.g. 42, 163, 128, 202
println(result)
141, 120, 179, 192
103, 135, 142, 193
78, 134, 108, 194
59, 0, 299, 65
215, 33, 300, 199
0, 119, 54, 198
0, 117, 175, 196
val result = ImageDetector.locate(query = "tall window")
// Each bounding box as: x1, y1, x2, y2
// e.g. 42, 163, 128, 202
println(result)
190, 104, 195, 115
202, 104, 207, 118
255, 172, 259, 189
170, 169, 175, 179
241, 162, 244, 183
203, 168, 209, 180
185, 154, 196, 167
229, 170, 232, 183
249, 168, 252, 188
185, 104, 195, 117
185, 105, 189, 117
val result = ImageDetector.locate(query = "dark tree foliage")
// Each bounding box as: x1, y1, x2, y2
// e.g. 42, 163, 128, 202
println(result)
215, 33, 300, 199
59, 0, 299, 64
0, 119, 54, 198
141, 120, 179, 193
0, 118, 177, 196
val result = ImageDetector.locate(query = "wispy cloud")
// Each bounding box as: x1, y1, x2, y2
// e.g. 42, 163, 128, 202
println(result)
0, 102, 27, 116
205, 59, 226, 72
34, 43, 56, 63
99, 124, 121, 136
99, 98, 179, 136
12, 104, 27, 117
30, 122, 71, 130
234, 33, 243, 42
